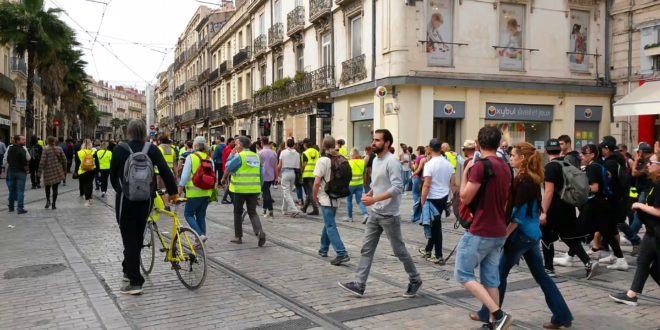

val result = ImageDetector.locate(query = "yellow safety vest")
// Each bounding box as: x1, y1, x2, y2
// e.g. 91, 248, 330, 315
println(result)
97, 150, 112, 170
339, 146, 348, 159
212, 145, 216, 152
185, 151, 213, 198
302, 148, 319, 179
156, 145, 174, 174
229, 150, 261, 194
77, 150, 96, 175
445, 151, 457, 173
630, 187, 639, 198
38, 140, 44, 147
349, 158, 365, 186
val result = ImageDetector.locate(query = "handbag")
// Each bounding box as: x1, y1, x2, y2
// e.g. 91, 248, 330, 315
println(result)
294, 168, 302, 183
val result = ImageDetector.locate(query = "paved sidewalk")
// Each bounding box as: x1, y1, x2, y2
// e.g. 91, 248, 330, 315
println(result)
0, 178, 659, 330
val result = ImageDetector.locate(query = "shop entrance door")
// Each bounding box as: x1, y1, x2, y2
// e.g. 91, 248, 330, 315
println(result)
309, 115, 317, 145
433, 119, 456, 151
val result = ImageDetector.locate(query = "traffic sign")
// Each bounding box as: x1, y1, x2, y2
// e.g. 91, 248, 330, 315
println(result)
150, 131, 156, 137
180, 124, 185, 129
53, 119, 60, 127
150, 124, 155, 130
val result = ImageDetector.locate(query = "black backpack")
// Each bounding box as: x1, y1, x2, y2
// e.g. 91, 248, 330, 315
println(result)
28, 144, 41, 161
324, 154, 352, 200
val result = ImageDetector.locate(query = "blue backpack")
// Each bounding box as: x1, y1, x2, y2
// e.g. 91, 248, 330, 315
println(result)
590, 163, 613, 198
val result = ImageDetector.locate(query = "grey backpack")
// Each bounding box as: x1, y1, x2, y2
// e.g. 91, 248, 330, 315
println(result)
552, 159, 589, 207
120, 142, 155, 202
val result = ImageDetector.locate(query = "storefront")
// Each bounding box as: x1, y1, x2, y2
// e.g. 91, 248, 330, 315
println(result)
0, 115, 10, 143
433, 100, 464, 151
485, 103, 553, 154
573, 105, 601, 149
350, 103, 374, 152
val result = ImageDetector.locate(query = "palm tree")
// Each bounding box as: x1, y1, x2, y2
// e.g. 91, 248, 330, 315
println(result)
59, 48, 89, 139
0, 0, 71, 140
78, 93, 99, 138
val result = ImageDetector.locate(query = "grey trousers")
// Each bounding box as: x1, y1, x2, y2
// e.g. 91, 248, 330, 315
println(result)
355, 213, 421, 286
233, 193, 263, 238
280, 171, 298, 214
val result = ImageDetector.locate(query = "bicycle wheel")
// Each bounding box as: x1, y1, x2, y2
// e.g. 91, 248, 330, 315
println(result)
171, 227, 207, 290
140, 221, 156, 275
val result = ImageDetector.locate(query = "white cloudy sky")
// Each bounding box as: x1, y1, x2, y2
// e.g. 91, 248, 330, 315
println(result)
46, 0, 222, 91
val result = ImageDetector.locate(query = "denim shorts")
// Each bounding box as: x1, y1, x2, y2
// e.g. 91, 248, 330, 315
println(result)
454, 232, 506, 288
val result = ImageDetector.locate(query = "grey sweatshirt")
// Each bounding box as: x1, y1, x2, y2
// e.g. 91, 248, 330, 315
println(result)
371, 152, 404, 216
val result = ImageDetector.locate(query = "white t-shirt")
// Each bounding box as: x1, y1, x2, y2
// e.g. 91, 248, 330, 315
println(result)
313, 157, 339, 207
423, 156, 454, 199
279, 148, 300, 170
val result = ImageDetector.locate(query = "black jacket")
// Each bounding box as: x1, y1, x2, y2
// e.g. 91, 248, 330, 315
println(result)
564, 150, 581, 168
109, 141, 177, 196
7, 144, 28, 172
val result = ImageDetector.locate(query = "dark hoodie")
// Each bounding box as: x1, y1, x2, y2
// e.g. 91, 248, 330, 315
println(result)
564, 150, 581, 168
603, 149, 627, 202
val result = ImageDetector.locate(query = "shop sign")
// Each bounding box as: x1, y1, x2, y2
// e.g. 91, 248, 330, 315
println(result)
350, 103, 374, 121
433, 101, 465, 119
180, 124, 185, 129
210, 128, 216, 134
53, 119, 59, 127
574, 106, 602, 122
485, 103, 553, 122
12, 110, 19, 124
0, 115, 10, 127
289, 107, 314, 116
317, 103, 332, 118
15, 99, 26, 108
375, 86, 387, 98
241, 122, 251, 130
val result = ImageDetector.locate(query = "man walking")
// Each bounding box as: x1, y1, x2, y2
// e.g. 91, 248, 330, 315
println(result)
223, 136, 267, 246
213, 137, 226, 187
110, 119, 179, 295
301, 138, 320, 215
6, 135, 28, 214
258, 137, 278, 218
557, 135, 581, 168
339, 129, 422, 298
221, 137, 235, 204
278, 138, 300, 217
620, 142, 653, 256
27, 136, 42, 189
314, 136, 350, 265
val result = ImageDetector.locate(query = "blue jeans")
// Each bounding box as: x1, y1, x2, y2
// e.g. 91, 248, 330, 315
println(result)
295, 181, 303, 201
319, 206, 347, 256
402, 170, 411, 193
5, 170, 10, 188
412, 176, 422, 203
346, 185, 368, 218
620, 192, 646, 245
262, 180, 274, 211
7, 171, 27, 210
184, 197, 209, 236
454, 232, 506, 287
477, 233, 573, 325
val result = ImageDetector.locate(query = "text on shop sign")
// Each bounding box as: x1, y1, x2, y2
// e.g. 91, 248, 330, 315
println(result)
485, 103, 554, 122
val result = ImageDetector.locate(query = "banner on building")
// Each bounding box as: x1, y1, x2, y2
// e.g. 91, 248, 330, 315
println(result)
569, 10, 589, 72
498, 3, 525, 71
425, 0, 453, 67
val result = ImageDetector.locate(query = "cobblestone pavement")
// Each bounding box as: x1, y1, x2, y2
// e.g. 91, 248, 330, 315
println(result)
1, 176, 659, 330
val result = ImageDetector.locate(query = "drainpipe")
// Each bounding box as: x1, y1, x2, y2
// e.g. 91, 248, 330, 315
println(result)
604, 0, 611, 85
371, 0, 376, 83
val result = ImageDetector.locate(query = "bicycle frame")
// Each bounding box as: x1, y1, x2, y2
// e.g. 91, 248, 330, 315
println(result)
148, 204, 197, 263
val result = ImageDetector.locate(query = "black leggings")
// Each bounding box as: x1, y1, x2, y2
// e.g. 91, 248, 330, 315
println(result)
99, 169, 110, 193
563, 238, 591, 264
631, 234, 660, 294
78, 171, 94, 200
45, 183, 59, 203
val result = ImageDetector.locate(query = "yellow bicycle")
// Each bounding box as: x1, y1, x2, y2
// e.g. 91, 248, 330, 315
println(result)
140, 195, 207, 289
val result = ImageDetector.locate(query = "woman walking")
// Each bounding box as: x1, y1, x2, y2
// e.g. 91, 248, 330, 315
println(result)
75, 139, 98, 207
410, 146, 429, 204
38, 136, 67, 210
179, 137, 213, 247
96, 142, 112, 197
471, 142, 574, 329
346, 148, 368, 223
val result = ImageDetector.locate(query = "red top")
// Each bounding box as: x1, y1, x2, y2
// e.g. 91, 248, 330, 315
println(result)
221, 146, 232, 170
467, 156, 511, 238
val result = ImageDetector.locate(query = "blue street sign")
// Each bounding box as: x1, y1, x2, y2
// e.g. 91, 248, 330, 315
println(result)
150, 131, 156, 137
76, 127, 80, 133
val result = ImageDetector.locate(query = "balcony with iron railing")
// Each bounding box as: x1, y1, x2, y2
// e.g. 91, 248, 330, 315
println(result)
310, 0, 332, 23
220, 60, 232, 77
101, 110, 113, 117
199, 68, 210, 82
209, 109, 221, 122
181, 109, 199, 122
184, 76, 199, 91
198, 34, 209, 49
253, 35, 267, 58
287, 6, 305, 37
268, 23, 284, 48
160, 116, 169, 126
219, 105, 232, 120
0, 72, 16, 97
252, 66, 336, 110
129, 105, 141, 112
11, 57, 27, 77
232, 99, 251, 117
340, 54, 367, 85
116, 107, 126, 112
209, 68, 219, 83
233, 50, 249, 70
200, 107, 210, 118
98, 126, 113, 132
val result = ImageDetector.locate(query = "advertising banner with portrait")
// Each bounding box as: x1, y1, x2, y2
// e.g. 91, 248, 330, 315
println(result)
569, 10, 589, 72
425, 0, 453, 67
498, 4, 525, 71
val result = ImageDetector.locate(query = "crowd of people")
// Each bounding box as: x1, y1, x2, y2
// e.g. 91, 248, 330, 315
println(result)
2, 119, 659, 330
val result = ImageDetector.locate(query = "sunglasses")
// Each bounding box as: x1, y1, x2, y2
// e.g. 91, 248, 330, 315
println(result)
650, 161, 660, 165
581, 152, 592, 155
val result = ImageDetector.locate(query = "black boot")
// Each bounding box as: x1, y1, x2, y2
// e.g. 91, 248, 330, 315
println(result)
51, 202, 57, 210
45, 200, 51, 209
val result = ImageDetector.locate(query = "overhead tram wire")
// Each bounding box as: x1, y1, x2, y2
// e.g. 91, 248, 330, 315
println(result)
91, 0, 112, 50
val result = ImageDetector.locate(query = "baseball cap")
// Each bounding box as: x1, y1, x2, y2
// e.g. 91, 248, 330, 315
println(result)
545, 139, 561, 152
599, 140, 617, 151
429, 138, 442, 151
462, 139, 477, 150
635, 142, 653, 153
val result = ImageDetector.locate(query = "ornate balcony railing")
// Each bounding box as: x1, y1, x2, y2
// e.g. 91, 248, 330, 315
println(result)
268, 23, 284, 48
340, 54, 367, 85
253, 35, 267, 58
252, 66, 335, 110
101, 111, 113, 117
310, 0, 331, 23
181, 109, 199, 122
233, 50, 249, 70
0, 72, 16, 97
198, 34, 209, 48
129, 105, 141, 112
160, 116, 169, 125
219, 105, 232, 120
184, 76, 198, 91
200, 107, 210, 118
98, 125, 113, 132
220, 60, 233, 77
287, 6, 305, 36
233, 99, 251, 117
11, 57, 27, 77
209, 68, 219, 83
209, 109, 221, 121
199, 68, 210, 82
116, 107, 126, 112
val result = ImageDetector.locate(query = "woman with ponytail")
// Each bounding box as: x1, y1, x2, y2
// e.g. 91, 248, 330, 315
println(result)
473, 142, 573, 329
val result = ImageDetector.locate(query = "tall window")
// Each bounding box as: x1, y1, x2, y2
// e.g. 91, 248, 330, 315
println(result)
227, 42, 231, 60
277, 56, 283, 80
297, 45, 304, 71
274, 1, 281, 24
322, 33, 331, 67
237, 77, 243, 100
261, 65, 267, 88
259, 13, 265, 35
226, 83, 230, 105
351, 16, 362, 58
3, 54, 7, 75
238, 31, 243, 49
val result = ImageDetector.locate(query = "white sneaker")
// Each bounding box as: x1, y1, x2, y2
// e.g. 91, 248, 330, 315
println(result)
620, 236, 631, 246
599, 254, 616, 265
607, 258, 629, 271
85, 200, 90, 207
403, 192, 408, 196
101, 192, 106, 197
587, 249, 601, 260
553, 253, 574, 267
273, 185, 278, 189
343, 217, 353, 222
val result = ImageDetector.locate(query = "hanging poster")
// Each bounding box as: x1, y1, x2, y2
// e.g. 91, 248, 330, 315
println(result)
425, 0, 453, 67
569, 10, 589, 72
498, 4, 525, 71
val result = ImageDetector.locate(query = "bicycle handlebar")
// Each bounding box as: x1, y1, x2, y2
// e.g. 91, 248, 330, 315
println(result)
172, 197, 187, 205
